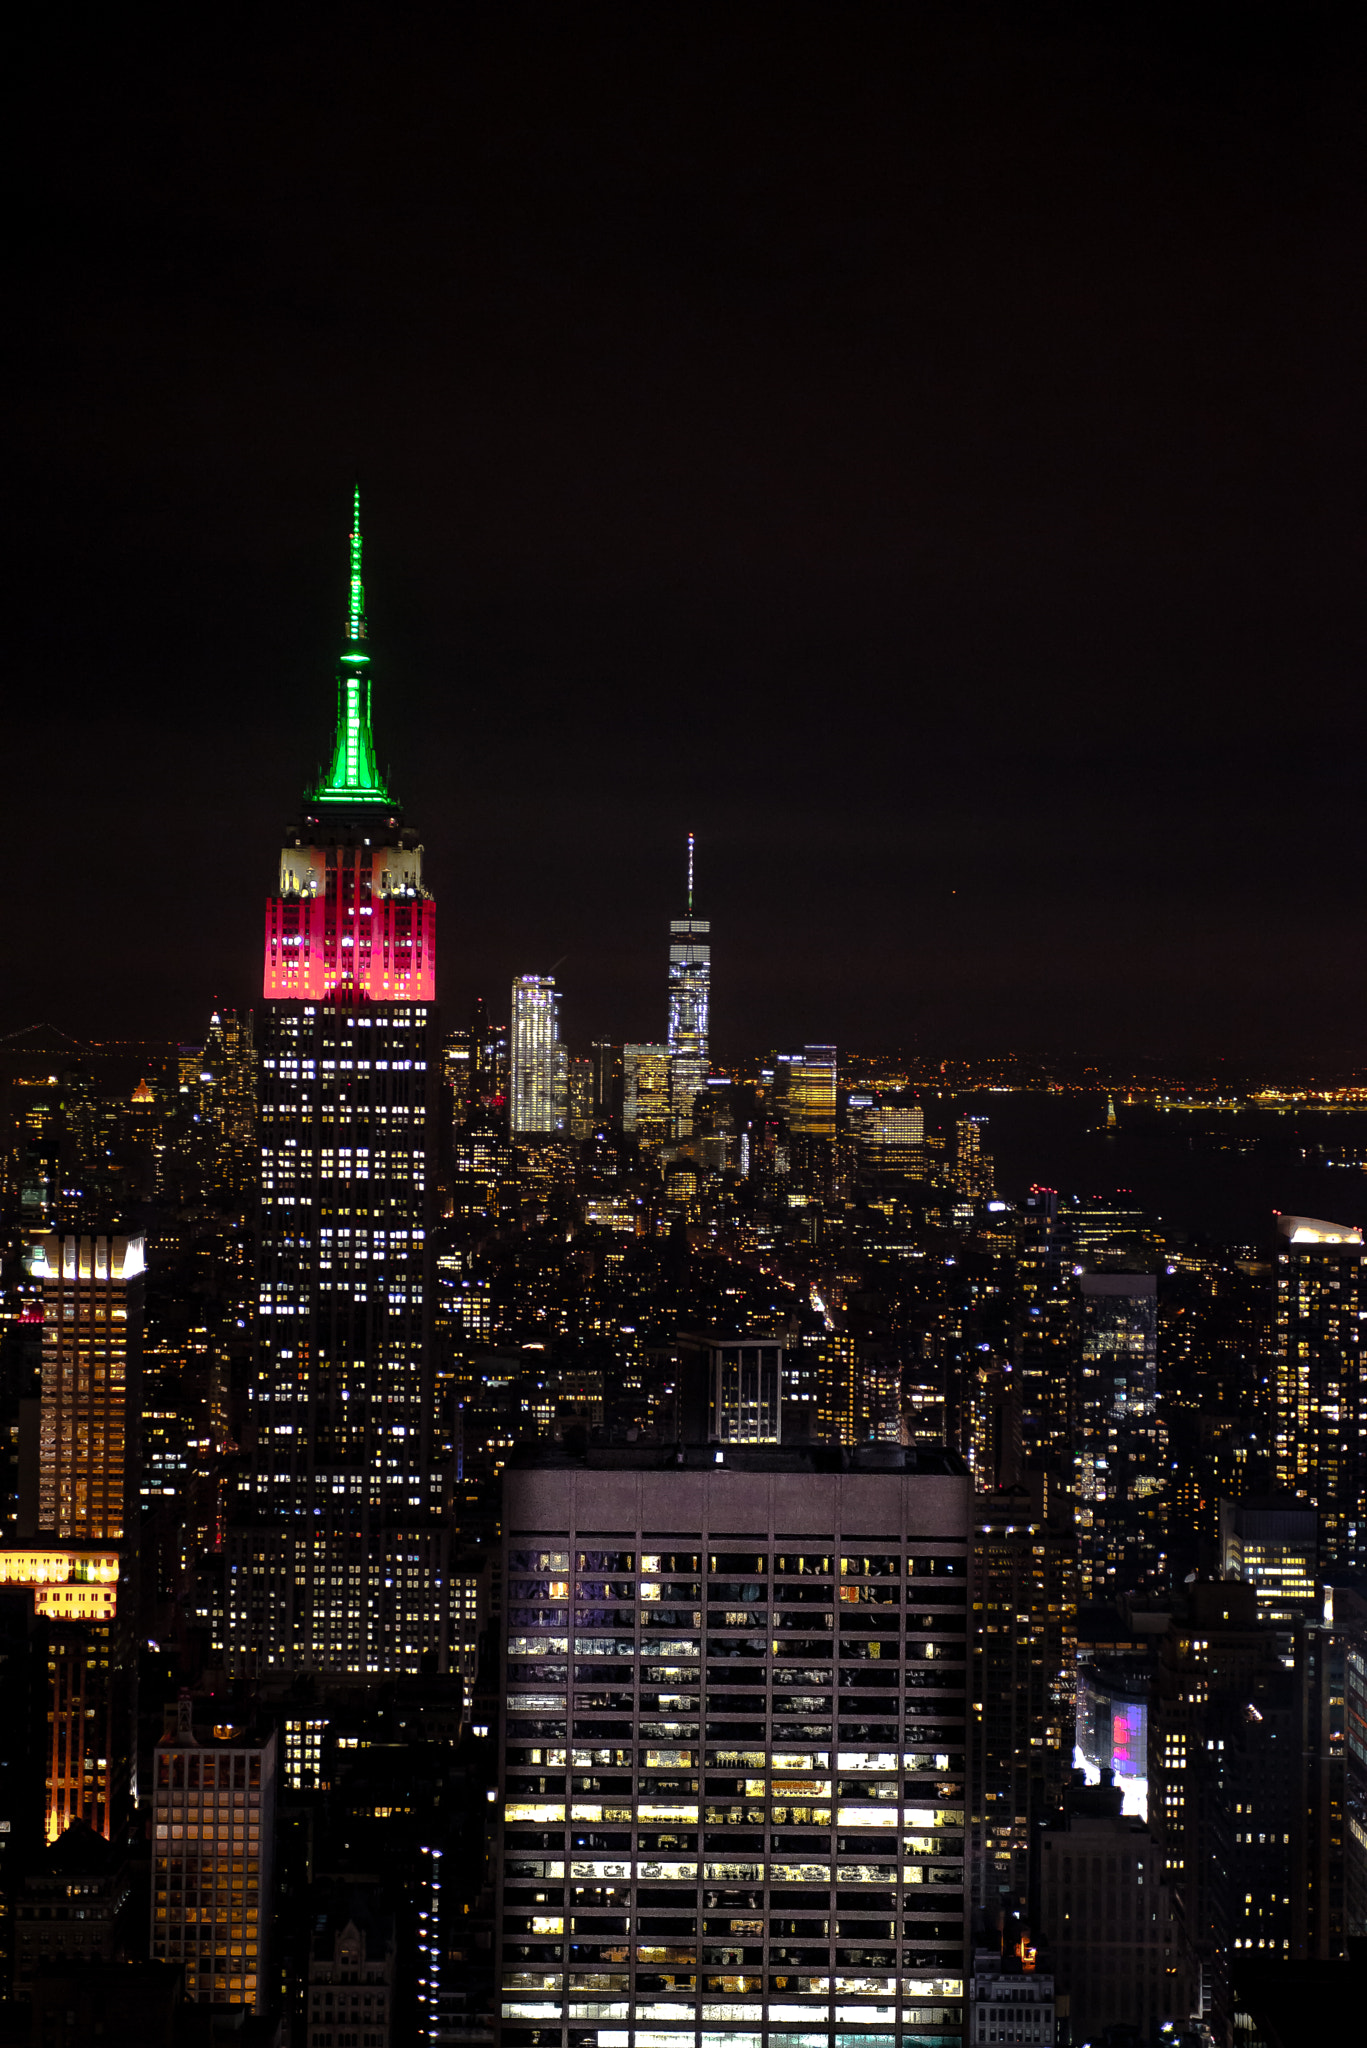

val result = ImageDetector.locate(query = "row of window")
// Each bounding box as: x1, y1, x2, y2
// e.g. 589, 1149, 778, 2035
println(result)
513, 1589, 964, 1609
512, 1552, 966, 1578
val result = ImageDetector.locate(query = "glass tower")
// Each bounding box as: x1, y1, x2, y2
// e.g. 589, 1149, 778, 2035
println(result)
668, 834, 710, 1137
511, 977, 562, 1134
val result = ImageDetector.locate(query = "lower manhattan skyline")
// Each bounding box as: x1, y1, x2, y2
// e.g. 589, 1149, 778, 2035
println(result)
3, 12, 1367, 2048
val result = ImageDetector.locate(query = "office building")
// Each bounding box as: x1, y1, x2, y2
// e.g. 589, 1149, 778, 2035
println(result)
1273, 1213, 1367, 1568
667, 836, 711, 1137
814, 1331, 901, 1448
569, 1057, 596, 1138
283, 1714, 329, 1794
590, 1042, 623, 1126
221, 1519, 477, 1680
1170, 1413, 1265, 1577
11, 1820, 138, 1999
1038, 1772, 1190, 2040
1012, 1191, 1072, 1472
1146, 1579, 1345, 2028
31, 1234, 143, 1545
228, 491, 449, 1675
857, 1103, 924, 1165
463, 996, 510, 1120
1065, 1196, 1150, 1270
710, 1339, 784, 1443
1074, 1274, 1165, 1597
512, 978, 562, 1134
1219, 1495, 1318, 1623
967, 1949, 1055, 2045
782, 1046, 838, 1140
150, 1698, 277, 2012
862, 1105, 925, 1148
497, 1440, 971, 2048
307, 1899, 395, 2048
0, 1547, 128, 1844
193, 1008, 258, 1200
855, 1104, 927, 1203
969, 1480, 1076, 1918
952, 1119, 992, 1203
965, 1364, 1021, 1494
623, 1045, 673, 1145
451, 1125, 517, 1228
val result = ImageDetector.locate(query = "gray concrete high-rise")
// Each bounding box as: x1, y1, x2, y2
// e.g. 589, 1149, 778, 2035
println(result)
497, 1441, 971, 2048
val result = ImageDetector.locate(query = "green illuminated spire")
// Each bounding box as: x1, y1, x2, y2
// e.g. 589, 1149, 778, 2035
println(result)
311, 486, 393, 807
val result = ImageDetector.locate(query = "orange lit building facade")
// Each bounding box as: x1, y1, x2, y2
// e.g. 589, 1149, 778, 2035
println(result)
32, 1233, 143, 1544
0, 1549, 129, 1843
151, 1699, 277, 2011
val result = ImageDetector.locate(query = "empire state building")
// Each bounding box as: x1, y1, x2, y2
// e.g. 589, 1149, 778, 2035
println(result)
224, 494, 473, 1681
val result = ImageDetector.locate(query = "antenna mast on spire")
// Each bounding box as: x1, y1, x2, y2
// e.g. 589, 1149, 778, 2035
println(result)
348, 483, 366, 644
311, 484, 390, 807
687, 832, 695, 915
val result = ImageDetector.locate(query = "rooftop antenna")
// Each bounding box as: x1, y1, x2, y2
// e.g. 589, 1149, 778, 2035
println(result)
348, 481, 366, 644
687, 831, 695, 915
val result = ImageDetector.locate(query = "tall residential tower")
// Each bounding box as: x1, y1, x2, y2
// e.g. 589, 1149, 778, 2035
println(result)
511, 976, 561, 1134
1273, 1212, 1367, 1566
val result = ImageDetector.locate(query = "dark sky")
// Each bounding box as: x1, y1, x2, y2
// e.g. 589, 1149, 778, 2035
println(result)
7, 8, 1366, 1062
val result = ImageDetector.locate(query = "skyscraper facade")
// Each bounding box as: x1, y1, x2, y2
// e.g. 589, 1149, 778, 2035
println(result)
859, 1104, 925, 1149
511, 977, 561, 1134
969, 1479, 1076, 1919
225, 492, 457, 1678
32, 1233, 143, 1543
622, 1045, 673, 1144
783, 1047, 838, 1140
667, 835, 710, 1137
497, 1442, 971, 2048
0, 1546, 128, 1843
1273, 1213, 1367, 1567
1012, 1190, 1075, 1476
709, 1339, 785, 1442
150, 1699, 277, 2012
1074, 1274, 1166, 1597
952, 1119, 992, 1203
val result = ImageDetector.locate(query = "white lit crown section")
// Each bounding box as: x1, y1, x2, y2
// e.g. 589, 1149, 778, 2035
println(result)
276, 842, 425, 896
374, 843, 423, 895
279, 846, 327, 895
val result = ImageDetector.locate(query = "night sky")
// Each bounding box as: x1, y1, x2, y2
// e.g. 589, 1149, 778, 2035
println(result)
7, 10, 1366, 1062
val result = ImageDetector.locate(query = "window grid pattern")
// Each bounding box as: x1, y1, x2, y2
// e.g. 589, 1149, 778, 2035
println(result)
498, 1530, 970, 2048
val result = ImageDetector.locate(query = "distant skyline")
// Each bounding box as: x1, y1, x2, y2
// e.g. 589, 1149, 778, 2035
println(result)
6, 12, 1366, 1056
